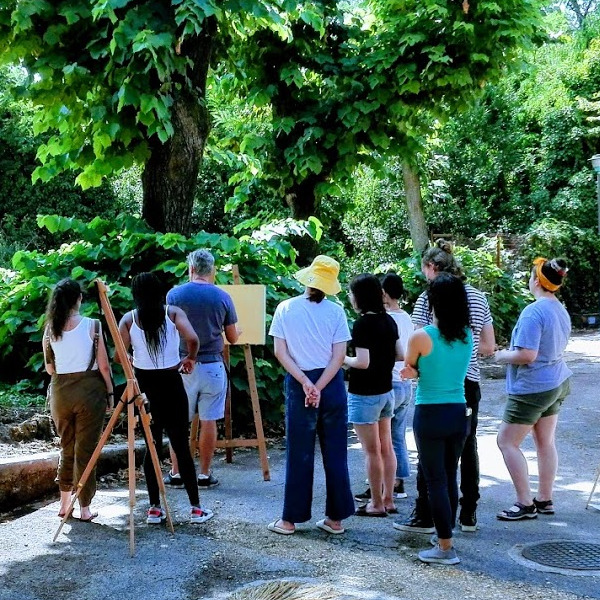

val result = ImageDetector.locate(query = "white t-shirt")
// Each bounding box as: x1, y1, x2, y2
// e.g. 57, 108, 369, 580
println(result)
269, 293, 351, 371
388, 310, 414, 383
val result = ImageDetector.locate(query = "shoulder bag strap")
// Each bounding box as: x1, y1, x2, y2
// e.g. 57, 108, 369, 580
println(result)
86, 318, 100, 371
44, 327, 56, 371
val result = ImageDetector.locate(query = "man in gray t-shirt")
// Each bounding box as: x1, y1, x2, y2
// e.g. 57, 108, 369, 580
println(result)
164, 249, 239, 489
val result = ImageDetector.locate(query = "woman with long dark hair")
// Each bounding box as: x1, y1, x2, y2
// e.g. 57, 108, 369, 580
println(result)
118, 272, 211, 524
43, 278, 113, 521
400, 273, 473, 565
344, 274, 403, 517
495, 258, 571, 521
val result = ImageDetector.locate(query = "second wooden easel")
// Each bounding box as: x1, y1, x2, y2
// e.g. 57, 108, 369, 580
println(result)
189, 266, 270, 481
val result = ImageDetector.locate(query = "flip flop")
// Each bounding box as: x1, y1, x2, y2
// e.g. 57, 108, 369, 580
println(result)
385, 507, 399, 515
267, 520, 295, 535
355, 505, 387, 517
79, 512, 98, 522
57, 509, 72, 518
316, 519, 345, 534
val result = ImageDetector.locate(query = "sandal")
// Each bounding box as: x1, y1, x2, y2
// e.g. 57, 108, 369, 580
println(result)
533, 498, 554, 515
496, 502, 537, 521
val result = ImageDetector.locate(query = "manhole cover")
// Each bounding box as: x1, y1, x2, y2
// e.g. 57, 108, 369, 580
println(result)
522, 541, 600, 570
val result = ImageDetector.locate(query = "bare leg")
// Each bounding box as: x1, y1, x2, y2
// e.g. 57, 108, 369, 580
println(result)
497, 422, 534, 505
378, 417, 397, 510
531, 414, 559, 501
168, 443, 179, 475
199, 419, 217, 475
59, 490, 72, 516
354, 423, 385, 512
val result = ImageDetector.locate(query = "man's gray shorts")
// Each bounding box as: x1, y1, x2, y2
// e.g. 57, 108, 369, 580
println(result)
182, 362, 227, 421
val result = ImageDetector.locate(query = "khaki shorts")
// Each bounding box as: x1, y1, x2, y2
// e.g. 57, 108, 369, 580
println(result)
503, 379, 571, 425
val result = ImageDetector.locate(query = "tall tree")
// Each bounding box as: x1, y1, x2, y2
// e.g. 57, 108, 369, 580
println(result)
0, 1, 292, 234
216, 0, 544, 251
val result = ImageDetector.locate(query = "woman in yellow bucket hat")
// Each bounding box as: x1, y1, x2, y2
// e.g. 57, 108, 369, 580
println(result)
267, 256, 355, 535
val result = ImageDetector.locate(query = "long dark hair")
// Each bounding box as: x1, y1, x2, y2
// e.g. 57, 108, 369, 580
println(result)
427, 273, 470, 343
349, 274, 386, 314
131, 272, 167, 367
45, 278, 81, 339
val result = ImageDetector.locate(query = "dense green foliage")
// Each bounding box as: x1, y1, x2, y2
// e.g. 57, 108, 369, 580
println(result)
0, 66, 135, 265
0, 213, 323, 428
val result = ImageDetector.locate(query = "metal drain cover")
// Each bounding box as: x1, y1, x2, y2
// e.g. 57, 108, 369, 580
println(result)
522, 541, 600, 570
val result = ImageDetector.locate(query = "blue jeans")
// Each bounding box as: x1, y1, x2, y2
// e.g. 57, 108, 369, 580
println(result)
413, 403, 468, 539
391, 381, 412, 479
282, 369, 355, 523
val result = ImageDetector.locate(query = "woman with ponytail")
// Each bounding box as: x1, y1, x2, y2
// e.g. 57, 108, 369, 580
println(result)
43, 278, 113, 521
495, 258, 572, 521
118, 272, 213, 525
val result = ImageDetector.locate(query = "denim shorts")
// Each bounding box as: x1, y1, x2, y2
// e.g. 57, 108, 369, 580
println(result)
348, 390, 394, 425
182, 361, 227, 421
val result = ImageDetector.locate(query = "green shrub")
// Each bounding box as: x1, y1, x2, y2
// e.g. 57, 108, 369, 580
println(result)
0, 214, 323, 431
372, 238, 530, 344
522, 218, 600, 315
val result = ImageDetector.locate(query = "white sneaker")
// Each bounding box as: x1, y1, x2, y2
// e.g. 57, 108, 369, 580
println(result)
190, 506, 214, 524
146, 506, 166, 524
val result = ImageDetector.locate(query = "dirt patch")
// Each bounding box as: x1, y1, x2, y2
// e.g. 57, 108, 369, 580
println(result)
0, 406, 58, 457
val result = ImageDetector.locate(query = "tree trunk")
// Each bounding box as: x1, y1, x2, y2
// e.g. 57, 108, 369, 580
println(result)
142, 21, 216, 235
284, 176, 322, 262
402, 160, 429, 253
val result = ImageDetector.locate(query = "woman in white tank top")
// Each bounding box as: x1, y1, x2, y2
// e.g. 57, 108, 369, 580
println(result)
43, 278, 113, 521
118, 272, 213, 524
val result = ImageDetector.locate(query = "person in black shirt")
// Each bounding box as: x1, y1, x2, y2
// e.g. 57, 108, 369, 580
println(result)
344, 274, 403, 517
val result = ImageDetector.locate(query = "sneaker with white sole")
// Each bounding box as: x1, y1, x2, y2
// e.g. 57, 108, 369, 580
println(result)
393, 509, 435, 534
458, 509, 478, 532
163, 471, 184, 487
146, 505, 166, 524
394, 479, 408, 499
197, 473, 219, 488
190, 506, 214, 524
418, 545, 460, 565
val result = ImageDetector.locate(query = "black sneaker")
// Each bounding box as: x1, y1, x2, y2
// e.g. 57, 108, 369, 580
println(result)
393, 509, 435, 534
354, 487, 371, 502
459, 510, 478, 532
197, 473, 219, 488
394, 479, 408, 499
163, 471, 184, 487
496, 502, 537, 521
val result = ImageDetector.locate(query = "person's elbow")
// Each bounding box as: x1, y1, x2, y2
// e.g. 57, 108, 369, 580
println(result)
225, 325, 240, 345
520, 349, 538, 364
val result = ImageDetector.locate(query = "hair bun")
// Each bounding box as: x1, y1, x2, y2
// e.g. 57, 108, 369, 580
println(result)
549, 258, 568, 278
436, 239, 453, 254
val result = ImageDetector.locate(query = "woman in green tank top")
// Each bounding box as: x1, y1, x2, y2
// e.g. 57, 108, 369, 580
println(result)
401, 273, 473, 565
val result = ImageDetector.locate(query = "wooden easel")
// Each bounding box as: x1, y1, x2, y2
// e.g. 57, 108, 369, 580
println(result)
53, 279, 174, 556
586, 463, 600, 510
189, 266, 270, 481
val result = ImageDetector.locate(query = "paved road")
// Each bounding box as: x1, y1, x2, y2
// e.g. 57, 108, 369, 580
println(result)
1, 332, 599, 600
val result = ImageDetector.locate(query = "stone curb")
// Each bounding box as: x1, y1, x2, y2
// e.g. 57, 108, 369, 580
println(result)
0, 441, 167, 511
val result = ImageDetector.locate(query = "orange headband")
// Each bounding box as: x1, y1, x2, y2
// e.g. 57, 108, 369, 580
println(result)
533, 257, 561, 292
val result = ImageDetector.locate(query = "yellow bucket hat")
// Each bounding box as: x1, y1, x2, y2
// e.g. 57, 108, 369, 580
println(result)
295, 255, 342, 296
